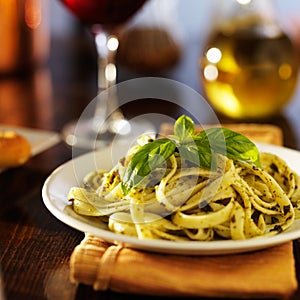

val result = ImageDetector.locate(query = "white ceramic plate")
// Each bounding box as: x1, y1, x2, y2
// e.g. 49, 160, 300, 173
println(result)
42, 143, 300, 255
0, 125, 60, 172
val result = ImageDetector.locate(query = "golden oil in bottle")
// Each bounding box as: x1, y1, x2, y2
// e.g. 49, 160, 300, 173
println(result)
200, 10, 299, 120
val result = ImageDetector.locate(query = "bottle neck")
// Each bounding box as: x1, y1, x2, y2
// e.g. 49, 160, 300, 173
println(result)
214, 0, 281, 38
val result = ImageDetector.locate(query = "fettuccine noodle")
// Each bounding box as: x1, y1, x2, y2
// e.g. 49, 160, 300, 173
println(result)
68, 139, 300, 241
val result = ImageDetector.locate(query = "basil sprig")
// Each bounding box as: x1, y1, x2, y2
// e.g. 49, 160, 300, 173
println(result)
121, 138, 176, 195
121, 115, 260, 195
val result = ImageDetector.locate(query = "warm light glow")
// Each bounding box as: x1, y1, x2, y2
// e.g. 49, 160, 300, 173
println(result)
203, 65, 218, 81
222, 95, 240, 113
105, 63, 116, 82
25, 0, 42, 29
236, 0, 252, 5
107, 36, 119, 51
65, 134, 77, 146
95, 32, 108, 57
0, 0, 18, 71
0, 131, 16, 138
111, 119, 131, 135
96, 33, 107, 48
278, 63, 292, 80
206, 47, 222, 63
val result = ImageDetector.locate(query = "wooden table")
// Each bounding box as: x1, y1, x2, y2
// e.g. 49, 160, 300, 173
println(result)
1, 16, 300, 300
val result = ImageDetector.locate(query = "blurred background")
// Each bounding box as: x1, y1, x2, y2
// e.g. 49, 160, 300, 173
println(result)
1, 0, 300, 146
49, 0, 300, 89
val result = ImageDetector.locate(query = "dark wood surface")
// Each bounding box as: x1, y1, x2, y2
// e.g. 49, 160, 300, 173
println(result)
1, 9, 300, 300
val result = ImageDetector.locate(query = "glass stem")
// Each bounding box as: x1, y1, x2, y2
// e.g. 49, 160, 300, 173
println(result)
93, 30, 124, 134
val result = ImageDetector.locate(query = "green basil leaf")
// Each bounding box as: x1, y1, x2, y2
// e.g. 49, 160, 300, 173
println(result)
121, 138, 176, 195
174, 115, 195, 142
178, 140, 213, 169
121, 115, 261, 196
196, 127, 260, 167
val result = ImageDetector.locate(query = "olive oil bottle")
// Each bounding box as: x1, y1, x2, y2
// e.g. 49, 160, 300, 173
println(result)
200, 0, 298, 120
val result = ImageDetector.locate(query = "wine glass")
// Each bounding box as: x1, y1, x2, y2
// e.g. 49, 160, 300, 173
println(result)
59, 0, 154, 149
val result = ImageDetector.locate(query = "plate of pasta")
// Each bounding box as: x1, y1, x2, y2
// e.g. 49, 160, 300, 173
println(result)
42, 115, 300, 255
42, 141, 300, 255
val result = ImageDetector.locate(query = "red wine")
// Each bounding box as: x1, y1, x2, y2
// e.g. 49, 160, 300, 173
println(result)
61, 0, 146, 27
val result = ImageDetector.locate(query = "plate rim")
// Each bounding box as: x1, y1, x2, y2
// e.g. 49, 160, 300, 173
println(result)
42, 143, 300, 255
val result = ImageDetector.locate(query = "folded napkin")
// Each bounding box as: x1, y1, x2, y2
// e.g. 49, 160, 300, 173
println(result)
70, 235, 296, 299
69, 123, 298, 299
160, 123, 283, 146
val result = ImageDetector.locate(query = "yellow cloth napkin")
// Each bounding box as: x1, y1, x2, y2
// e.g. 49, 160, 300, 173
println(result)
70, 235, 297, 299
69, 123, 298, 299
